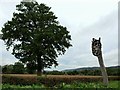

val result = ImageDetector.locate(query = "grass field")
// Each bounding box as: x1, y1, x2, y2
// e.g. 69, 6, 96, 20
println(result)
2, 81, 119, 89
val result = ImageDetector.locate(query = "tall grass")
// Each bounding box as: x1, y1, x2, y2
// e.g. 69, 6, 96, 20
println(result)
2, 81, 120, 89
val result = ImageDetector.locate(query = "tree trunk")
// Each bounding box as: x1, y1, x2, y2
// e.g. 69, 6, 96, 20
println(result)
37, 56, 43, 76
98, 53, 108, 86
37, 65, 42, 76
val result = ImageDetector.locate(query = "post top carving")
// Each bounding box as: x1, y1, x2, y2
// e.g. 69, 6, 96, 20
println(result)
92, 37, 102, 56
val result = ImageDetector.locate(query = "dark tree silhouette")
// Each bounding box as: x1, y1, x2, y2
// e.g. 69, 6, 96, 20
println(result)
1, 1, 72, 75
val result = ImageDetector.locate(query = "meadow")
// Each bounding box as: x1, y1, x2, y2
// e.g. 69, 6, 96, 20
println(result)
2, 81, 119, 89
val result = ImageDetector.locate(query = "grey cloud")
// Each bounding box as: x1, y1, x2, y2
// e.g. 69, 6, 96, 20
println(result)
74, 10, 117, 53
0, 40, 18, 66
104, 49, 118, 66
52, 10, 118, 70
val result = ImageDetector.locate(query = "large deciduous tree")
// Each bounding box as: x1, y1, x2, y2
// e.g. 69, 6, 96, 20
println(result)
1, 1, 72, 75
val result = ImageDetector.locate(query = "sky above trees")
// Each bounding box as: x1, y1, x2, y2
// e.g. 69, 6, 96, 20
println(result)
0, 0, 118, 71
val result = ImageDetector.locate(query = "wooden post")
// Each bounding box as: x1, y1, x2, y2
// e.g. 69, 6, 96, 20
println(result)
92, 37, 108, 86
0, 34, 2, 39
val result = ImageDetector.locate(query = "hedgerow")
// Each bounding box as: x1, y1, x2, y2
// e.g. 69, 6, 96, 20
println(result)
2, 75, 120, 87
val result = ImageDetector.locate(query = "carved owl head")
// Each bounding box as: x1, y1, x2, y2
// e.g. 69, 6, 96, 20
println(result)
92, 37, 102, 56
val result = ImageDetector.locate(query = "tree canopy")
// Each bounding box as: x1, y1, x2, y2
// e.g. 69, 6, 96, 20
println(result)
1, 0, 72, 75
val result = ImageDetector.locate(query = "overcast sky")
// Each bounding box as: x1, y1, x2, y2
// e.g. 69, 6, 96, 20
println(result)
0, 0, 119, 71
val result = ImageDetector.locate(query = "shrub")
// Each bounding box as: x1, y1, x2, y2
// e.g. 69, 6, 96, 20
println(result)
2, 75, 120, 87
2, 75, 37, 85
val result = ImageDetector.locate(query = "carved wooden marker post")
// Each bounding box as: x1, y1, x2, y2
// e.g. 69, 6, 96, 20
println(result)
0, 34, 2, 39
92, 37, 108, 86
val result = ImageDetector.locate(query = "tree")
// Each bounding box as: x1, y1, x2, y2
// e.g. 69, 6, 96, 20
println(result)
12, 62, 25, 74
26, 60, 37, 74
1, 0, 72, 75
2, 64, 14, 74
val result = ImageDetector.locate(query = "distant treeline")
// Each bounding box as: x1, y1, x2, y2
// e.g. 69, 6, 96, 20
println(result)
0, 62, 120, 76
43, 67, 120, 76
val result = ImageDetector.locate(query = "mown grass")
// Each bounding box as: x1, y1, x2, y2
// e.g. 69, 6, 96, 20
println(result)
108, 81, 119, 88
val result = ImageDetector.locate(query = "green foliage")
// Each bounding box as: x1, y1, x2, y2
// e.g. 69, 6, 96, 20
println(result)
63, 66, 120, 76
2, 75, 37, 85
1, 0, 72, 75
108, 81, 119, 88
26, 61, 37, 74
56, 81, 120, 88
2, 84, 45, 89
43, 70, 65, 75
2, 63, 120, 76
56, 82, 104, 88
2, 65, 14, 74
2, 74, 120, 87
2, 62, 25, 74
2, 81, 120, 89
66, 70, 80, 75
12, 62, 25, 74
45, 67, 120, 76
106, 67, 120, 76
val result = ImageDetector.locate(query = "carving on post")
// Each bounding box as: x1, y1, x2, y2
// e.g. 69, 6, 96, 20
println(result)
92, 37, 108, 86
